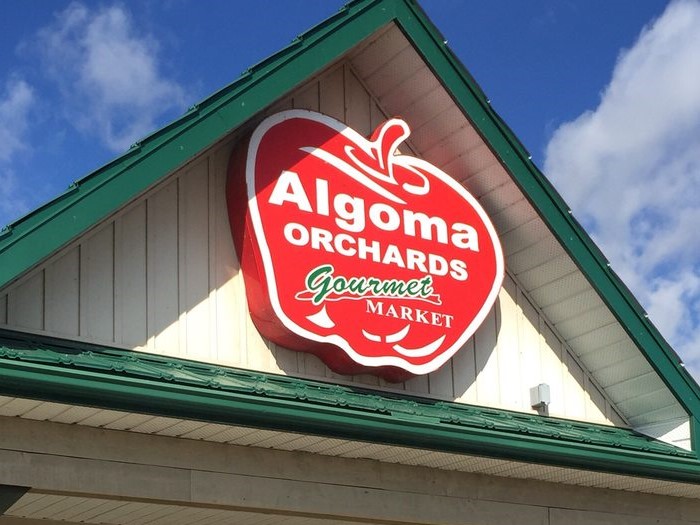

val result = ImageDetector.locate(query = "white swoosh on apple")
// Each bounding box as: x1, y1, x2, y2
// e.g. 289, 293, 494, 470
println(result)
393, 335, 446, 358
300, 146, 406, 205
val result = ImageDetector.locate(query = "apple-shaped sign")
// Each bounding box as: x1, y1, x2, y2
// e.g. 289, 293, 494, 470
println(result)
227, 110, 504, 382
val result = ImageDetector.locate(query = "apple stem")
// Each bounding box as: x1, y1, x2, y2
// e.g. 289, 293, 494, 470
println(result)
371, 119, 410, 181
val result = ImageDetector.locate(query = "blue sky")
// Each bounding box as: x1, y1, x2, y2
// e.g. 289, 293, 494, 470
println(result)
1, 1, 699, 379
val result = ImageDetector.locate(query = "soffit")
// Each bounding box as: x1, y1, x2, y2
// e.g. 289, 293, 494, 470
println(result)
4, 493, 365, 525
345, 23, 685, 429
1, 395, 699, 501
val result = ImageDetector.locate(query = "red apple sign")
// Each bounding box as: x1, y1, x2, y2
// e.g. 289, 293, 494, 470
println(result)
227, 110, 504, 381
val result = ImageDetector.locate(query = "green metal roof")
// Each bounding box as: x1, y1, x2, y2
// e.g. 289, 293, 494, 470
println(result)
0, 0, 698, 453
1, 327, 699, 484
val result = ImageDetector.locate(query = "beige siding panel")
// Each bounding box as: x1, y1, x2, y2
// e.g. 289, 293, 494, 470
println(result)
452, 338, 478, 404
274, 344, 301, 375
293, 81, 319, 111
344, 67, 371, 136
264, 96, 293, 117
114, 201, 148, 348
404, 373, 430, 396
81, 224, 114, 341
44, 247, 79, 337
540, 323, 566, 417
474, 308, 500, 406
210, 144, 243, 366
370, 100, 387, 131
352, 372, 380, 388
518, 290, 543, 408
7, 270, 43, 330
398, 86, 454, 135
429, 358, 455, 399
245, 323, 275, 373
497, 276, 523, 409
564, 352, 587, 420
301, 351, 330, 379
179, 160, 211, 362
207, 155, 221, 364
586, 382, 609, 424
148, 179, 180, 356
530, 271, 590, 309
320, 66, 345, 121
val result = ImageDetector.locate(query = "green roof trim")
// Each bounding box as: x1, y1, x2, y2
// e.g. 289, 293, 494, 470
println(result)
0, 0, 699, 453
1, 328, 699, 484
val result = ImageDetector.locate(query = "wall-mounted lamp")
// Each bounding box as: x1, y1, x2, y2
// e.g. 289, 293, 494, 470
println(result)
530, 383, 550, 416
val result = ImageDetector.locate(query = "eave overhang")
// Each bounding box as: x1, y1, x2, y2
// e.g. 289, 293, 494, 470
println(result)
0, 328, 698, 487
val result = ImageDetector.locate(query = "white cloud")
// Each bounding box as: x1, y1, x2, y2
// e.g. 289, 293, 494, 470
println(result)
0, 168, 29, 222
0, 79, 33, 162
37, 2, 186, 152
0, 79, 34, 223
544, 0, 700, 377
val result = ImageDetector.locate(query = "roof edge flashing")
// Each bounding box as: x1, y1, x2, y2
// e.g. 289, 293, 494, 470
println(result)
0, 328, 699, 485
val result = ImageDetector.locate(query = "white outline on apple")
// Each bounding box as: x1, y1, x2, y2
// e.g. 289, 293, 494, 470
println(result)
246, 109, 505, 375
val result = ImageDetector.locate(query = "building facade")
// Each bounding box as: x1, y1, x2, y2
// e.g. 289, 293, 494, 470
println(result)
1, 1, 699, 524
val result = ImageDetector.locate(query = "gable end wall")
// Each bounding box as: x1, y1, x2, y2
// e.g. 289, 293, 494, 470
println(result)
0, 63, 627, 428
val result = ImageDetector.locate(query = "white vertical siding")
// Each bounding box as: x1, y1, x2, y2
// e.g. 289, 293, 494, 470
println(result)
209, 145, 245, 366
498, 277, 524, 410
541, 322, 566, 417
45, 247, 80, 337
114, 201, 148, 348
474, 309, 500, 406
180, 160, 211, 362
518, 291, 544, 409
7, 271, 43, 330
0, 63, 623, 426
148, 179, 180, 356
320, 65, 345, 121
81, 224, 114, 341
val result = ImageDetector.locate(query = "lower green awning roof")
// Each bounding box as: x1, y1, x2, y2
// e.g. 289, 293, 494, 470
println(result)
0, 327, 698, 484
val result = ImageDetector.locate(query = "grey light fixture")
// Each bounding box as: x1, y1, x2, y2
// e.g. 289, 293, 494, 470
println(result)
530, 383, 551, 416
